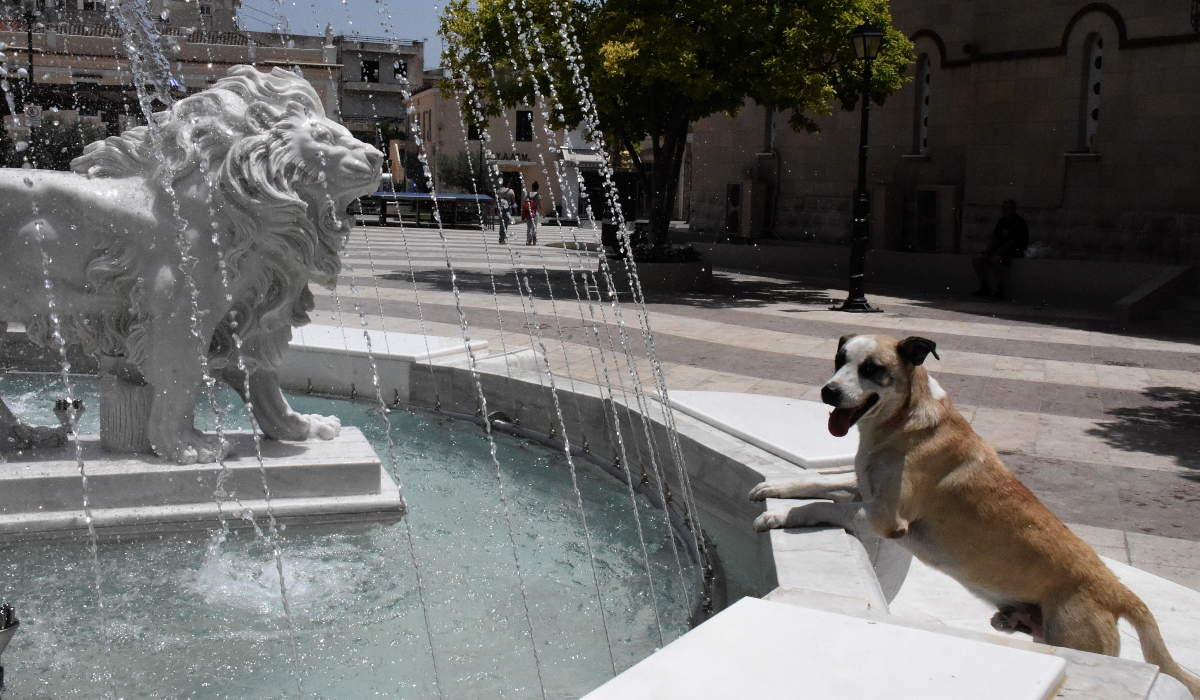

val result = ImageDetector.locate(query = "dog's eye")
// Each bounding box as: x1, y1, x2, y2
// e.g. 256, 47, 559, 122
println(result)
859, 359, 886, 381
835, 350, 847, 370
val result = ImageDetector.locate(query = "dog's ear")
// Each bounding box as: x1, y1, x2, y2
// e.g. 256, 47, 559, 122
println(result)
897, 336, 940, 366
837, 334, 855, 352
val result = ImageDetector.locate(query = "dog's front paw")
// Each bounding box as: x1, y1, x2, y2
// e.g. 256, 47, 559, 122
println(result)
748, 482, 781, 502
753, 510, 790, 532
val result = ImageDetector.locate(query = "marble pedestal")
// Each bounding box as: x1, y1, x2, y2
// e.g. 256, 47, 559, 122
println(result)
0, 427, 400, 541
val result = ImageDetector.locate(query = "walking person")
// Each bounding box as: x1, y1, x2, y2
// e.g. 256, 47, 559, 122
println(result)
496, 184, 514, 244
972, 199, 1029, 300
522, 181, 542, 245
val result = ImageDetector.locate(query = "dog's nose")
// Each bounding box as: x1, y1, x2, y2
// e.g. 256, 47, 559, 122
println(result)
821, 384, 841, 406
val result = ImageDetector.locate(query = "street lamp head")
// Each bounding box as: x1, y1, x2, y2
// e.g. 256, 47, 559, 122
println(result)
851, 21, 885, 61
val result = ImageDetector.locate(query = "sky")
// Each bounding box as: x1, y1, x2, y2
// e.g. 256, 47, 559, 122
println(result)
238, 0, 445, 67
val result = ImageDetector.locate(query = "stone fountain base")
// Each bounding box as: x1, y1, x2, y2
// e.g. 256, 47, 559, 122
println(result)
0, 427, 401, 542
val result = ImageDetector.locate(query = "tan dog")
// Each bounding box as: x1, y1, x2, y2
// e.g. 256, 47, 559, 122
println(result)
749, 334, 1200, 696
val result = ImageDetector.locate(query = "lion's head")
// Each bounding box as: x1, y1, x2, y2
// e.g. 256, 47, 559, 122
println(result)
68, 66, 383, 371
73, 65, 383, 288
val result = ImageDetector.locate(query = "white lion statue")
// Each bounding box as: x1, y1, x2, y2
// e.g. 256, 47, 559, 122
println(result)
0, 66, 383, 462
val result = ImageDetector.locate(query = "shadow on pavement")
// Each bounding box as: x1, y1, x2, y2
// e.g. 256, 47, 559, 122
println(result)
1089, 386, 1200, 479
644, 272, 837, 309
383, 268, 594, 299
384, 268, 838, 310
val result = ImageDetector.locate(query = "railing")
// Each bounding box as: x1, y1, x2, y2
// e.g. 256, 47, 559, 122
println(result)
340, 33, 419, 47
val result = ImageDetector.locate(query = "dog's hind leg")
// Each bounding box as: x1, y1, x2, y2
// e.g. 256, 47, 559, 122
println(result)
748, 471, 858, 502
1042, 592, 1120, 656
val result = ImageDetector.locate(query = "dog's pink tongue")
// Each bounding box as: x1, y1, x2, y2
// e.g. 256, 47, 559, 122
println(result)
828, 408, 854, 437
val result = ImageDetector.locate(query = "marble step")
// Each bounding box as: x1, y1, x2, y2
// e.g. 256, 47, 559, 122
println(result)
0, 428, 402, 540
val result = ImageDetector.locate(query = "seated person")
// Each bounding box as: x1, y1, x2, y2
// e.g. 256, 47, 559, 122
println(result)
972, 199, 1029, 300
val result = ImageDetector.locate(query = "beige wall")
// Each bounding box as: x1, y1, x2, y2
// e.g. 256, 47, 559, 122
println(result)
689, 0, 1200, 263
408, 87, 578, 213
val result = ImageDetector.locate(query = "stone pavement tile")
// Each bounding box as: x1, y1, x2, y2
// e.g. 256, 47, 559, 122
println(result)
659, 364, 720, 391
1066, 523, 1130, 563
1039, 385, 1106, 420
1116, 472, 1200, 539
1095, 364, 1155, 392
649, 333, 833, 387
691, 372, 762, 394
742, 377, 820, 401
1126, 532, 1200, 570
991, 355, 1047, 383
1042, 360, 1101, 387
1034, 414, 1115, 465
1093, 345, 1200, 373
935, 373, 991, 407
1005, 455, 1125, 532
981, 377, 1047, 413
967, 406, 1039, 455
1129, 562, 1200, 593
1146, 368, 1200, 392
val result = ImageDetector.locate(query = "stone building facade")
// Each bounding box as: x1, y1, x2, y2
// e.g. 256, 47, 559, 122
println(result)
689, 1, 1200, 263
336, 35, 423, 141
407, 84, 603, 219
0, 2, 418, 147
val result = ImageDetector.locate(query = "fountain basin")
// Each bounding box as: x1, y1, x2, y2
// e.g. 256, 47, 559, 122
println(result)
0, 387, 696, 698
0, 428, 401, 541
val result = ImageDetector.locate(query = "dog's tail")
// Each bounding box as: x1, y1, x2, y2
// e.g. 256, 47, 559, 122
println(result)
1119, 586, 1200, 698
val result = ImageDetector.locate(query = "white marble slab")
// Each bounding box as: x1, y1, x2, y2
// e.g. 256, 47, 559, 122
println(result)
667, 391, 857, 469
584, 597, 1066, 700
0, 428, 402, 539
891, 553, 1200, 679
292, 324, 487, 361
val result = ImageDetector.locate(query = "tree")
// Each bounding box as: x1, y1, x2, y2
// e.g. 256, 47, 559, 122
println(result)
437, 148, 489, 194
441, 0, 912, 248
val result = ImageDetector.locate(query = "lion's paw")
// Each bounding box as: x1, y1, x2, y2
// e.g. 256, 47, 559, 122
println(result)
301, 414, 341, 440
753, 511, 789, 532
152, 432, 231, 465
10, 423, 69, 450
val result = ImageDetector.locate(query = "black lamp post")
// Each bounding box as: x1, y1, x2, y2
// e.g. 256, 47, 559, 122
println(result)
834, 21, 885, 313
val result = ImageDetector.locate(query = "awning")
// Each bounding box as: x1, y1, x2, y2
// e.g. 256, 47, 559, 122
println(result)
562, 150, 605, 169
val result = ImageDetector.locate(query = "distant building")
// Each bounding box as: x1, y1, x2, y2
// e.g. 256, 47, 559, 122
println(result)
0, 2, 417, 156
687, 1, 1200, 264
334, 33, 423, 144
406, 84, 604, 221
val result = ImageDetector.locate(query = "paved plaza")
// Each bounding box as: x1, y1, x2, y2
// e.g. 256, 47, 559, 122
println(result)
320, 224, 1200, 592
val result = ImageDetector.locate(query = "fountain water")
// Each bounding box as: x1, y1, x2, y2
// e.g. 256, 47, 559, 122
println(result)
0, 0, 721, 693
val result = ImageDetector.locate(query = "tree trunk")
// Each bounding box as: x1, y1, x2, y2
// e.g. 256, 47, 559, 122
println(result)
648, 113, 691, 249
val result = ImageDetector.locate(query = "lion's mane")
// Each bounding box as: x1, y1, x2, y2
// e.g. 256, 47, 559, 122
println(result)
31, 67, 348, 373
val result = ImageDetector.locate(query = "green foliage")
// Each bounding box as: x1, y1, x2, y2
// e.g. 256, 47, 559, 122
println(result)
436, 149, 487, 194
0, 117, 108, 171
441, 0, 913, 242
440, 0, 913, 139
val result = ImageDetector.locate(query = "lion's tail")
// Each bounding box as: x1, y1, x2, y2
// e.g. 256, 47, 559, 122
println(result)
1119, 586, 1200, 698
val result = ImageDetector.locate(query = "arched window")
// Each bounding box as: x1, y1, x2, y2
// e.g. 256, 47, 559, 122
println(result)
1080, 35, 1103, 152
913, 54, 931, 155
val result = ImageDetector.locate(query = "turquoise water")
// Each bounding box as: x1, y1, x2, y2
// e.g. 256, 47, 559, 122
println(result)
0, 376, 698, 699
